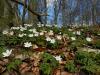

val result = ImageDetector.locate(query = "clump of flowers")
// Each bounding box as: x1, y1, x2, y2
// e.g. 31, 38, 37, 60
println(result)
1, 23, 100, 51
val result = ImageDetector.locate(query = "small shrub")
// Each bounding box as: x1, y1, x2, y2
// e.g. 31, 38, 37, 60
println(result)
40, 63, 52, 75
95, 53, 100, 65
40, 53, 59, 75
65, 60, 78, 73
75, 51, 100, 74
0, 46, 6, 58
6, 59, 22, 71
93, 39, 100, 49
75, 51, 90, 65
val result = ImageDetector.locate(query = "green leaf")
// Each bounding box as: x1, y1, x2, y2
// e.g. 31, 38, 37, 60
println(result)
40, 63, 52, 75
65, 60, 78, 73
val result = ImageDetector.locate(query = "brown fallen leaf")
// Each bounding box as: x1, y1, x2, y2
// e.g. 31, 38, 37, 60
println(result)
61, 71, 74, 75
30, 52, 43, 61
9, 71, 18, 75
0, 60, 5, 66
34, 47, 46, 52
0, 59, 9, 66
53, 69, 61, 75
21, 66, 31, 74
64, 52, 75, 60
3, 59, 9, 64
32, 67, 40, 75
0, 65, 6, 73
32, 44, 38, 49
21, 72, 34, 75
1, 71, 9, 75
20, 62, 28, 71
59, 61, 66, 65
15, 54, 25, 60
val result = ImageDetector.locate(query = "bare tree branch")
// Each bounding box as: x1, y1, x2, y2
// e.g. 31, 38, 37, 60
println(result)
10, 0, 48, 16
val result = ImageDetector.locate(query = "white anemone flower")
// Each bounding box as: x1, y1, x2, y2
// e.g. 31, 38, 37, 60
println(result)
11, 27, 20, 30
29, 28, 37, 33
98, 34, 100, 36
37, 23, 42, 27
46, 24, 51, 27
40, 32, 44, 35
56, 35, 62, 40
68, 29, 72, 31
54, 24, 58, 27
20, 27, 27, 31
18, 34, 24, 37
38, 25, 41, 27
41, 24, 44, 27
9, 31, 14, 35
43, 30, 47, 33
54, 55, 62, 63
86, 37, 92, 42
59, 32, 62, 34
2, 30, 9, 35
37, 24, 41, 27
73, 32, 76, 34
23, 34, 26, 36
50, 39, 56, 44
71, 37, 76, 41
24, 24, 32, 27
29, 29, 33, 32
46, 37, 51, 41
2, 49, 12, 57
76, 31, 81, 35
24, 42, 32, 48
28, 34, 34, 37
48, 30, 54, 35
34, 32, 39, 36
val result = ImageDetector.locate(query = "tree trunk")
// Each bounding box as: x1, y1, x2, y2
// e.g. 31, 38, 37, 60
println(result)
22, 0, 27, 26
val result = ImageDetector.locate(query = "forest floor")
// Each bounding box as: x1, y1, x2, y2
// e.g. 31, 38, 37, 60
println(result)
0, 24, 100, 75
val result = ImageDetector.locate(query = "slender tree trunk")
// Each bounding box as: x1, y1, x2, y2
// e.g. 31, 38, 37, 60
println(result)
0, 0, 4, 17
22, 0, 27, 26
54, 0, 58, 25
62, 0, 66, 26
91, 0, 97, 25
44, 0, 47, 25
